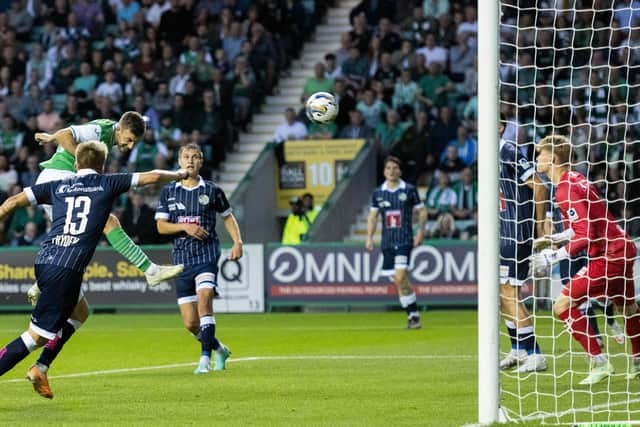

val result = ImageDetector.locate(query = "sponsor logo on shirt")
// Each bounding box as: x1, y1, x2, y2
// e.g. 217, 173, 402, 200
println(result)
567, 208, 578, 221
53, 235, 80, 247
178, 216, 201, 225
57, 183, 105, 194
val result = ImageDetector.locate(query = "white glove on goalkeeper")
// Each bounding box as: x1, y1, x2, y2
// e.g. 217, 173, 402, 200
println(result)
27, 283, 40, 306
533, 228, 575, 251
530, 247, 569, 278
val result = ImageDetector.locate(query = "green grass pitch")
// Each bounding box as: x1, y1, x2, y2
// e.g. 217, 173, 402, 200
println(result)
0, 310, 638, 426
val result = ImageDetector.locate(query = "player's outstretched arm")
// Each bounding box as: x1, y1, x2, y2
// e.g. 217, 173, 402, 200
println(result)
35, 128, 77, 154
223, 214, 243, 260
527, 174, 548, 237
365, 210, 378, 251
137, 169, 188, 186
0, 192, 30, 221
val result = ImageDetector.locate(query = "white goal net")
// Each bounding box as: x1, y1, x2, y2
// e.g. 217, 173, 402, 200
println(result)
497, 0, 640, 424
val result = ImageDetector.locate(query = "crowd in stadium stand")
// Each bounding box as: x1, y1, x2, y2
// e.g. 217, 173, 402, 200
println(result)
277, 0, 479, 240
0, 0, 329, 246
500, 0, 640, 237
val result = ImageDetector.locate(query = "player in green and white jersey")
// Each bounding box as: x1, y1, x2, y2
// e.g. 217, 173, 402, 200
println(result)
26, 112, 184, 390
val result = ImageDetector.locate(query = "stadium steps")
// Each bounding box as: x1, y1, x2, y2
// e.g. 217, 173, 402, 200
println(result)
218, 0, 359, 197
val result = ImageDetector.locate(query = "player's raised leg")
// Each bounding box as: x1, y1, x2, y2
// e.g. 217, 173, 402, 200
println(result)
103, 214, 183, 285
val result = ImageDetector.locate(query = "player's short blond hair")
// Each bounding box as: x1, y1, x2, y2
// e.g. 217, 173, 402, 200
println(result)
178, 142, 203, 158
76, 140, 108, 171
536, 135, 572, 165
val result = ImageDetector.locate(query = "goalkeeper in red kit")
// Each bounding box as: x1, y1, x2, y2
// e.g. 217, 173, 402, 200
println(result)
531, 135, 640, 385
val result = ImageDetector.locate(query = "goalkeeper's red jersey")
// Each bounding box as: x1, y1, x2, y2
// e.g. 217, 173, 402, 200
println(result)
555, 170, 633, 259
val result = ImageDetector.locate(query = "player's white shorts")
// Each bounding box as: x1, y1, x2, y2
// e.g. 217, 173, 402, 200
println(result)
35, 168, 76, 219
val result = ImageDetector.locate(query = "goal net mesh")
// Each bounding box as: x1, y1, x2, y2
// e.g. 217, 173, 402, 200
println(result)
499, 0, 640, 423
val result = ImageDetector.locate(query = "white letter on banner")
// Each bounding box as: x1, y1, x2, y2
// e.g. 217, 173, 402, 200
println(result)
305, 252, 335, 282
444, 251, 475, 282
363, 251, 370, 282
411, 245, 443, 282
371, 253, 385, 282
337, 252, 360, 282
270, 246, 304, 283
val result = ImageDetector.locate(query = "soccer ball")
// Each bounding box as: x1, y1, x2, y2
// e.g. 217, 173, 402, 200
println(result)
305, 92, 338, 124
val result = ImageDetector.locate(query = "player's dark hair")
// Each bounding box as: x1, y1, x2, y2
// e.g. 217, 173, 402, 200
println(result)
119, 111, 146, 138
384, 156, 402, 169
178, 142, 203, 158
76, 140, 108, 171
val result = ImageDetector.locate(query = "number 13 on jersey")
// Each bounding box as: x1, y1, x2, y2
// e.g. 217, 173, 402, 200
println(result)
63, 196, 91, 235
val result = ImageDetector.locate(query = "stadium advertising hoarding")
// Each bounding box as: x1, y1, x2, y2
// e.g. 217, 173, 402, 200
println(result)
266, 242, 478, 306
276, 139, 365, 211
0, 245, 264, 312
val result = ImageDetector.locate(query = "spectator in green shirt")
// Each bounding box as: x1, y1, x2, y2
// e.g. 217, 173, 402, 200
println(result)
416, 62, 456, 109
375, 109, 409, 150
72, 62, 98, 96
9, 204, 45, 244
302, 62, 334, 101
308, 121, 338, 140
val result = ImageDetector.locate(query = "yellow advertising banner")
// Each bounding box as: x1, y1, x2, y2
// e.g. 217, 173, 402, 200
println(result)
276, 139, 365, 211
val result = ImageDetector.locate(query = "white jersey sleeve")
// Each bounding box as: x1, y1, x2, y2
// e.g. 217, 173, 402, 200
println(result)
69, 124, 102, 143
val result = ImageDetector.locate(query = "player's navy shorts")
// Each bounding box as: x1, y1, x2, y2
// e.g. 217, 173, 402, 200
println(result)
499, 242, 531, 286
30, 264, 84, 340
381, 244, 412, 276
175, 261, 219, 305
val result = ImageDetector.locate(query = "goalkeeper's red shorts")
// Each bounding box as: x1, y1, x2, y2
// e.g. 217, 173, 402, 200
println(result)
562, 247, 636, 306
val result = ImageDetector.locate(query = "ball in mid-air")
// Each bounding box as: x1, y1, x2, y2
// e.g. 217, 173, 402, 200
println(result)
305, 92, 339, 124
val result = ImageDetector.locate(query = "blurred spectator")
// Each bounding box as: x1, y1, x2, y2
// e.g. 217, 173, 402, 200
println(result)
430, 105, 458, 157
281, 196, 311, 245
159, 0, 191, 46
457, 5, 477, 48
9, 205, 45, 246
227, 56, 255, 130
0, 115, 24, 157
423, 0, 449, 19
308, 121, 337, 140
96, 70, 124, 105
441, 126, 477, 167
301, 193, 320, 222
274, 107, 307, 167
60, 13, 91, 42
372, 52, 399, 101
436, 145, 466, 183
0, 155, 18, 192
335, 33, 352, 66
391, 39, 418, 70
357, 88, 388, 129
339, 110, 374, 140
13, 221, 42, 246
342, 47, 369, 90
303, 62, 334, 101
222, 21, 244, 62
350, 0, 397, 27
151, 81, 173, 113
72, 0, 105, 35
7, 0, 33, 41
155, 113, 182, 151
375, 109, 408, 150
425, 173, 457, 236
6, 82, 25, 124
19, 85, 42, 121
417, 62, 455, 109
333, 78, 357, 129
416, 32, 447, 67
61, 93, 83, 124
452, 168, 477, 220
120, 190, 164, 244
449, 32, 475, 82
117, 0, 141, 24
324, 53, 342, 80
392, 66, 419, 113
401, 6, 437, 46
128, 130, 168, 172
72, 62, 98, 95
349, 12, 372, 54
375, 18, 402, 53
37, 99, 62, 133
195, 88, 225, 168
25, 45, 53, 91
146, 0, 171, 27
19, 155, 40, 188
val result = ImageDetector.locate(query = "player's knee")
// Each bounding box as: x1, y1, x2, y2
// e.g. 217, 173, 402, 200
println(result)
393, 269, 407, 285
104, 214, 121, 233
184, 320, 199, 334
71, 298, 90, 323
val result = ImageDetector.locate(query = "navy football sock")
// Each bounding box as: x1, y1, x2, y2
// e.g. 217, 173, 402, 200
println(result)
0, 333, 38, 376
38, 320, 79, 368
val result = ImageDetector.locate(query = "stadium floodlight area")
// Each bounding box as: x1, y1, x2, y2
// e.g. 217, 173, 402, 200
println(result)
479, 1, 640, 425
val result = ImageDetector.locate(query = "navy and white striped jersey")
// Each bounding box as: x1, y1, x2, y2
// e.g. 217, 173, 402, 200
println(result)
25, 169, 137, 272
499, 139, 535, 247
155, 177, 231, 266
370, 180, 422, 250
